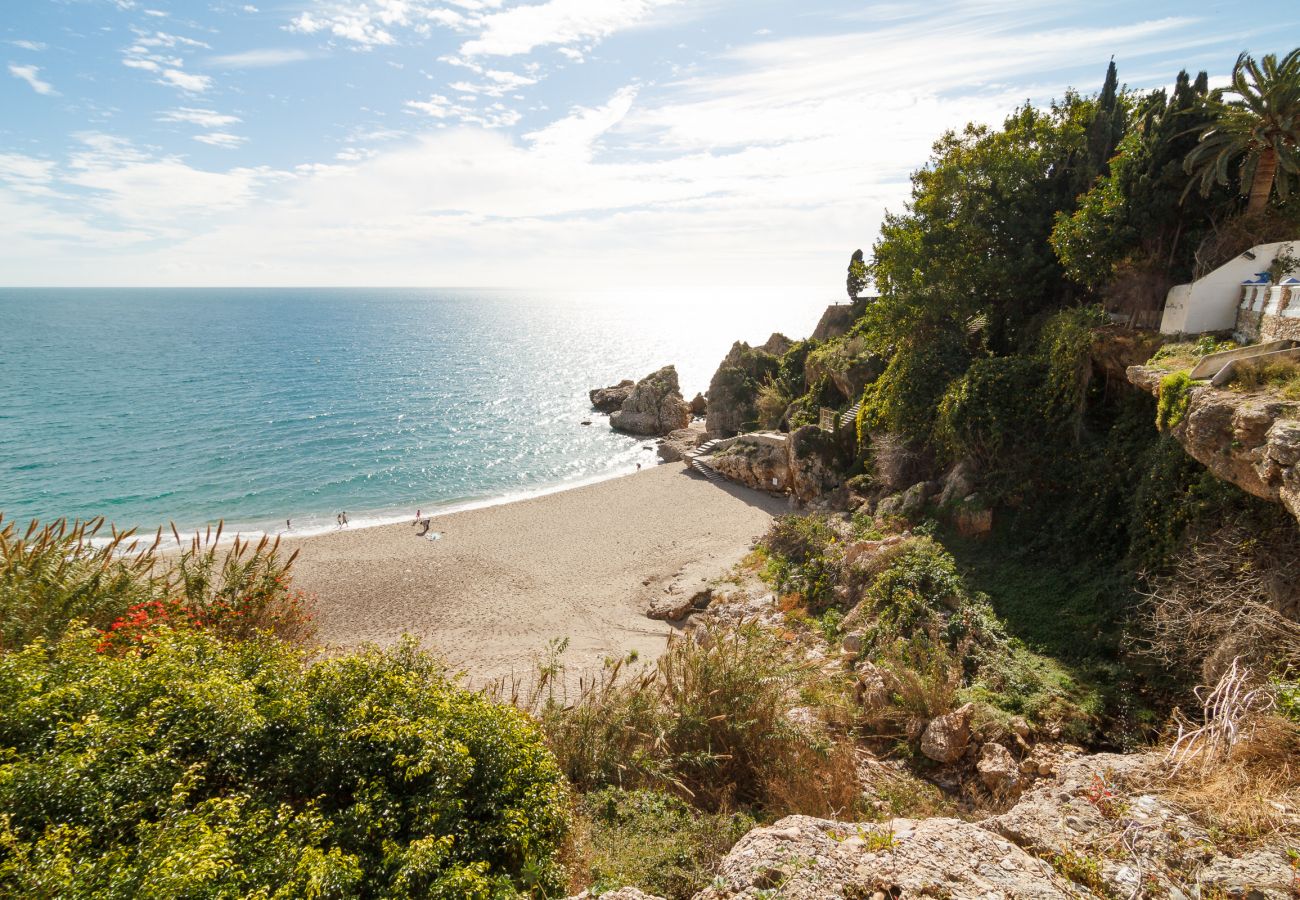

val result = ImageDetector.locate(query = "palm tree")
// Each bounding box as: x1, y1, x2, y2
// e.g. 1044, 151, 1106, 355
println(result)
1184, 49, 1300, 216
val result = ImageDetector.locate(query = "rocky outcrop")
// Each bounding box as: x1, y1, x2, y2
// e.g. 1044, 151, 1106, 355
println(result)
810, 303, 860, 342
569, 890, 665, 900
589, 379, 635, 413
1128, 364, 1300, 524
688, 392, 707, 417
706, 342, 781, 437
987, 751, 1300, 899
601, 749, 1299, 900
610, 366, 691, 436
694, 814, 1079, 900
708, 433, 791, 492
656, 425, 707, 463
787, 425, 845, 504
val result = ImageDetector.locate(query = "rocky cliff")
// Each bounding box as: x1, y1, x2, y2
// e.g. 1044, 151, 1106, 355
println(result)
610, 366, 692, 436
1129, 364, 1300, 525
705, 339, 786, 438
584, 751, 1299, 899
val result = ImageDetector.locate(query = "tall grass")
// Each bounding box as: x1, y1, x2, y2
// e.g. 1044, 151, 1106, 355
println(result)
0, 516, 313, 651
498, 624, 863, 818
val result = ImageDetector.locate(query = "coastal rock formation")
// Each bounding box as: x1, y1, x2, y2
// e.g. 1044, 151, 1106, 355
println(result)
810, 302, 861, 342
694, 814, 1077, 900
569, 889, 665, 900
1128, 364, 1300, 524
656, 425, 707, 463
610, 366, 691, 436
787, 425, 845, 504
803, 346, 883, 401
590, 379, 635, 413
708, 433, 790, 492
758, 332, 793, 357
706, 341, 781, 437
688, 392, 707, 417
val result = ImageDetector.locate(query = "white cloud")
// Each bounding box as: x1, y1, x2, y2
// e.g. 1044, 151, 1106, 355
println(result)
461, 0, 679, 56
0, 9, 1239, 289
288, 1, 473, 48
447, 67, 538, 96
243, 4, 259, 11
207, 48, 313, 67
10, 40, 47, 52
8, 63, 56, 95
122, 30, 214, 92
557, 47, 584, 62
159, 107, 242, 127
405, 93, 521, 127
159, 68, 213, 92
194, 132, 248, 147
525, 85, 637, 158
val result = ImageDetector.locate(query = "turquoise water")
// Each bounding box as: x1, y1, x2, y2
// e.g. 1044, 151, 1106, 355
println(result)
0, 288, 825, 537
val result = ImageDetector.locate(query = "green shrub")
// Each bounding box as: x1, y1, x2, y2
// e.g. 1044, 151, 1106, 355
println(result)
0, 630, 568, 898
759, 515, 842, 610
573, 789, 754, 900
935, 356, 1052, 469
1155, 371, 1192, 431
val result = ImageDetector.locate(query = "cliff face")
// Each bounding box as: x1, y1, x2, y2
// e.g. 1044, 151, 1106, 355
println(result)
1129, 365, 1300, 524
705, 341, 782, 437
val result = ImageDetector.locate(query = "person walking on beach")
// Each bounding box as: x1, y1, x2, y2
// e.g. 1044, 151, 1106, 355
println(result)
414, 509, 421, 525
286, 518, 291, 532
341, 511, 349, 527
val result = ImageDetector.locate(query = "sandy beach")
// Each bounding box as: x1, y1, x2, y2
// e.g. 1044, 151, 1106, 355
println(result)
288, 462, 788, 683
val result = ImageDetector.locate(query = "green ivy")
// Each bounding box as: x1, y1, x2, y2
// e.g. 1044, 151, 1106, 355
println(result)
1156, 372, 1192, 431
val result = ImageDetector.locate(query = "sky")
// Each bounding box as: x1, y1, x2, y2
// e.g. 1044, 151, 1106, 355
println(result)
1, 0, 1296, 290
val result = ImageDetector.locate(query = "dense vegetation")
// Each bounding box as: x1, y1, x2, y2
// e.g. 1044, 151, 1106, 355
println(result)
0, 519, 569, 898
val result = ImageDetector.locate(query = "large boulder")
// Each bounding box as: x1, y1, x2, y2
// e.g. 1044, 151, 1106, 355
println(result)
920, 702, 973, 763
810, 303, 859, 341
688, 392, 707, 417
589, 379, 635, 413
610, 366, 691, 436
705, 342, 781, 437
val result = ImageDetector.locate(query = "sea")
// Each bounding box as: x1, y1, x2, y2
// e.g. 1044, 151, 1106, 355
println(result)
0, 287, 827, 539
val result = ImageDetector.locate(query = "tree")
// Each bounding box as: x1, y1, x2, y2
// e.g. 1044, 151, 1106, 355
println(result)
1053, 69, 1222, 294
846, 249, 867, 300
1185, 49, 1300, 217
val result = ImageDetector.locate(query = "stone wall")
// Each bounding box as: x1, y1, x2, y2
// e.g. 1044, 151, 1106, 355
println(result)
1235, 284, 1300, 344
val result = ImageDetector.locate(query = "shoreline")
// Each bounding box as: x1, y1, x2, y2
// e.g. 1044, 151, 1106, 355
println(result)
285, 461, 789, 684
93, 444, 660, 551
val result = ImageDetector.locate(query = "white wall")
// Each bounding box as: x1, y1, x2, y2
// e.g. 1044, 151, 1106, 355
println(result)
1160, 241, 1298, 335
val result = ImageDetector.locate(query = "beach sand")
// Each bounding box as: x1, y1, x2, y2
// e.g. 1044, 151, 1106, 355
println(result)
288, 462, 788, 684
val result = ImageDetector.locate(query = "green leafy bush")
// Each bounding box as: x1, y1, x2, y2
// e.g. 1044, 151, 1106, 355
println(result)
0, 630, 568, 898
935, 356, 1052, 469
759, 515, 842, 610
1156, 371, 1192, 431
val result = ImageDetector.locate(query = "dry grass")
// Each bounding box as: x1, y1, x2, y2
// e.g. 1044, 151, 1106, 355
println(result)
493, 624, 865, 818
1228, 355, 1300, 399
1166, 712, 1300, 848
1138, 522, 1300, 684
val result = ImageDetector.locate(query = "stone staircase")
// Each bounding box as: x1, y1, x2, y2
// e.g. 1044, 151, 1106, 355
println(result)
685, 438, 725, 482
839, 400, 862, 430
